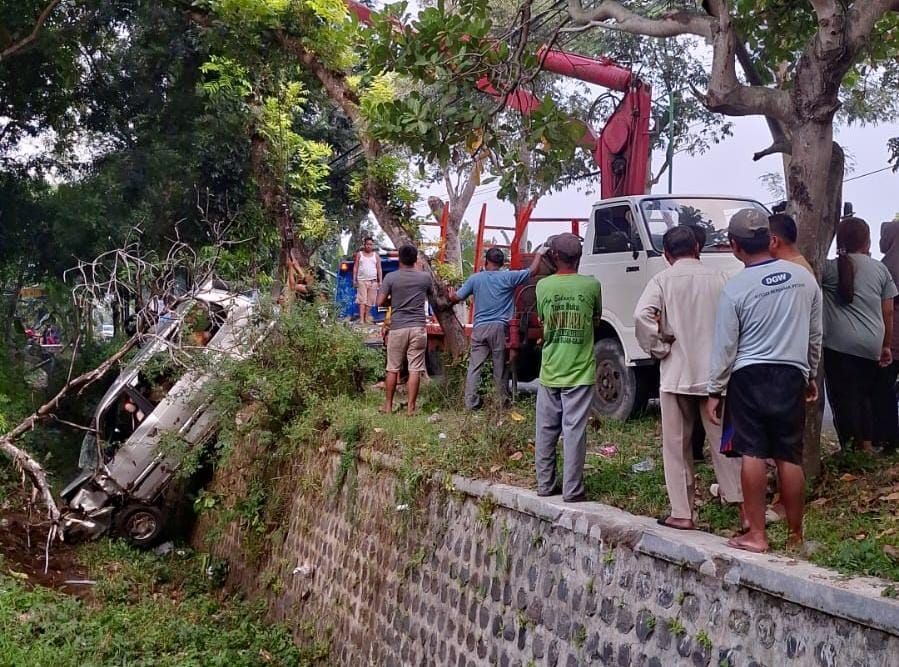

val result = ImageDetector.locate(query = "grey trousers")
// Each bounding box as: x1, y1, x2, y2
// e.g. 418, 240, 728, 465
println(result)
535, 383, 594, 499
464, 322, 509, 410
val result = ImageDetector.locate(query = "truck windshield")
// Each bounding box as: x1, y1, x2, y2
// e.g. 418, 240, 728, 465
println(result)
640, 197, 768, 253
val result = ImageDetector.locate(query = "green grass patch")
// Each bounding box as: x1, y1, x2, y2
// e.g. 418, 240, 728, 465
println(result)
0, 539, 328, 666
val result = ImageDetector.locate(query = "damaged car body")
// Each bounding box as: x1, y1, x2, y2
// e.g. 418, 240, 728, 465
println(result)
61, 285, 266, 546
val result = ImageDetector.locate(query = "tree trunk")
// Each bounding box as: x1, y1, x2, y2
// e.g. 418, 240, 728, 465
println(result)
789, 123, 844, 480
3, 269, 23, 342
249, 132, 311, 270
444, 208, 464, 269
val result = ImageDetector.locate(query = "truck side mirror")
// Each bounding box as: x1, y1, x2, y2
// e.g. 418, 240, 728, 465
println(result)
843, 202, 854, 217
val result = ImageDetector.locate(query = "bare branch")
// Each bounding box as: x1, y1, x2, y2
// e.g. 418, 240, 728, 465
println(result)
0, 0, 62, 61
752, 140, 793, 161
566, 0, 713, 39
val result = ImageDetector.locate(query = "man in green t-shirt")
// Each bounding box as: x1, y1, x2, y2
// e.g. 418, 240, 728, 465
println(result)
535, 233, 602, 502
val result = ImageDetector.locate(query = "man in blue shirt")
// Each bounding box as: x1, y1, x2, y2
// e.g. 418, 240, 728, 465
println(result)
450, 247, 546, 409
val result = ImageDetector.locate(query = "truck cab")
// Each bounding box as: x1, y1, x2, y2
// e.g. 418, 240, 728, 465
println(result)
579, 195, 767, 418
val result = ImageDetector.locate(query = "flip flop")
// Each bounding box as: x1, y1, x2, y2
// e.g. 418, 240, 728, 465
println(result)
656, 516, 695, 531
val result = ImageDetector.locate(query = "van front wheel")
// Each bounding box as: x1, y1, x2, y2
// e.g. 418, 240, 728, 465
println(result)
115, 504, 166, 548
593, 338, 650, 420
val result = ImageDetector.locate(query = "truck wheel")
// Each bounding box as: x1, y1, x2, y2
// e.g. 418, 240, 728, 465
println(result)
114, 504, 166, 548
593, 338, 650, 420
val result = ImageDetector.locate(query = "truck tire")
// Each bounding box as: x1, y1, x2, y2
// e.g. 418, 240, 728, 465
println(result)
114, 504, 166, 548
593, 338, 650, 420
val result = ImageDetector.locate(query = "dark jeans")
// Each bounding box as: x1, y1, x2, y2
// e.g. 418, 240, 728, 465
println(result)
824, 348, 878, 449
874, 360, 899, 452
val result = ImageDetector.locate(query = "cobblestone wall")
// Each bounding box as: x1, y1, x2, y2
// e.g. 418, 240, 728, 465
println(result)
193, 445, 899, 667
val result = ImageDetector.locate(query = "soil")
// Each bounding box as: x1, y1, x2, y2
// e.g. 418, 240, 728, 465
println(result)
0, 503, 91, 597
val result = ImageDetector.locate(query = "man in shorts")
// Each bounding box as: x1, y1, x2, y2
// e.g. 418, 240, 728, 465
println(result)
707, 209, 822, 553
353, 236, 382, 324
377, 244, 433, 415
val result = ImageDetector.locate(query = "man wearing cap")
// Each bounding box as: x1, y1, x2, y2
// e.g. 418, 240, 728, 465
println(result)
534, 233, 602, 502
707, 208, 822, 553
634, 225, 743, 531
450, 247, 547, 410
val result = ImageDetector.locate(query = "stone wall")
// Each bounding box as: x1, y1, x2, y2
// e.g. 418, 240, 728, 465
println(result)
193, 444, 899, 667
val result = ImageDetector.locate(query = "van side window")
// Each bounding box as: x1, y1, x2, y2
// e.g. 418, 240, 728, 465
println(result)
592, 205, 643, 254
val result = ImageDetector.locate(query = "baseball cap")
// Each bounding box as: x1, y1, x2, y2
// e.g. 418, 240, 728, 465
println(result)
728, 208, 769, 239
548, 232, 583, 258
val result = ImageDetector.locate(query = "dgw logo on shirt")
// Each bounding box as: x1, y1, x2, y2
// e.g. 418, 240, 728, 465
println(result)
761, 271, 791, 287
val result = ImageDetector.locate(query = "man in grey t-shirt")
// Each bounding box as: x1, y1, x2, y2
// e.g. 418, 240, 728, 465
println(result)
707, 209, 822, 555
377, 244, 433, 415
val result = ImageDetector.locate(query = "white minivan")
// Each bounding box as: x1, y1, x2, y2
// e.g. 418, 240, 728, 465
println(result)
61, 284, 266, 545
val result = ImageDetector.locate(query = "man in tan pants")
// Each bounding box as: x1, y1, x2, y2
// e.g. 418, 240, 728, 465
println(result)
634, 226, 743, 530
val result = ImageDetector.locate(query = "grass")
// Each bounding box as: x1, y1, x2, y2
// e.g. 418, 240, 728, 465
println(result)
0, 540, 329, 666
307, 382, 899, 582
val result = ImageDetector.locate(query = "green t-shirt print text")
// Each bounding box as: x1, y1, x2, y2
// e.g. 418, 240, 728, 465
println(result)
536, 274, 602, 388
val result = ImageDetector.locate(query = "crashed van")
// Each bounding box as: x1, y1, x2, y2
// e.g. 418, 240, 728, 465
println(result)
61, 284, 265, 546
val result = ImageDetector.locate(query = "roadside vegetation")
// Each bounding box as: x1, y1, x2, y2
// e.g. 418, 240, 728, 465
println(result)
0, 538, 328, 666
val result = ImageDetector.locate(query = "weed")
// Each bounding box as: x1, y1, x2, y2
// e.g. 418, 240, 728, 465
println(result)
573, 624, 587, 648
477, 494, 499, 528
696, 629, 712, 650
675, 591, 686, 605
667, 617, 686, 636
882, 585, 898, 598
602, 550, 615, 565
531, 532, 545, 549
585, 577, 595, 595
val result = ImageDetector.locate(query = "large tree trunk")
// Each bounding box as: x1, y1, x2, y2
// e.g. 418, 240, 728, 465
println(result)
789, 123, 844, 480
249, 132, 311, 269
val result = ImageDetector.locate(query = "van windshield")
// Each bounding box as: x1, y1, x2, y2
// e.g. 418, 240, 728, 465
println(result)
640, 197, 768, 253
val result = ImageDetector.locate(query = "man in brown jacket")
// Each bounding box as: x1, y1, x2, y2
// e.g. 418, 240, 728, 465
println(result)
634, 226, 743, 530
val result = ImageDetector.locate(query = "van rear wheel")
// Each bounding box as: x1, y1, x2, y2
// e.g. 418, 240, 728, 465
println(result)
593, 338, 650, 420
115, 504, 166, 547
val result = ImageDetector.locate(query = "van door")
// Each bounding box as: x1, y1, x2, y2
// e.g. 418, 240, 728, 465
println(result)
579, 202, 648, 357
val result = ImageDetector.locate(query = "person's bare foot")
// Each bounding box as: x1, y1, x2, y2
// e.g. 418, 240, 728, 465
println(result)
379, 405, 394, 414
727, 532, 769, 553
785, 533, 805, 552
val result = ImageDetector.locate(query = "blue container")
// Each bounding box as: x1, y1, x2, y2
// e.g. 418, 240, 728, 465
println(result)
335, 255, 400, 321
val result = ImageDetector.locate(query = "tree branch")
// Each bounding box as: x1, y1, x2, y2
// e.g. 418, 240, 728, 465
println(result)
566, 0, 713, 39
752, 140, 792, 161
0, 0, 62, 61
847, 0, 899, 53
702, 3, 792, 121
